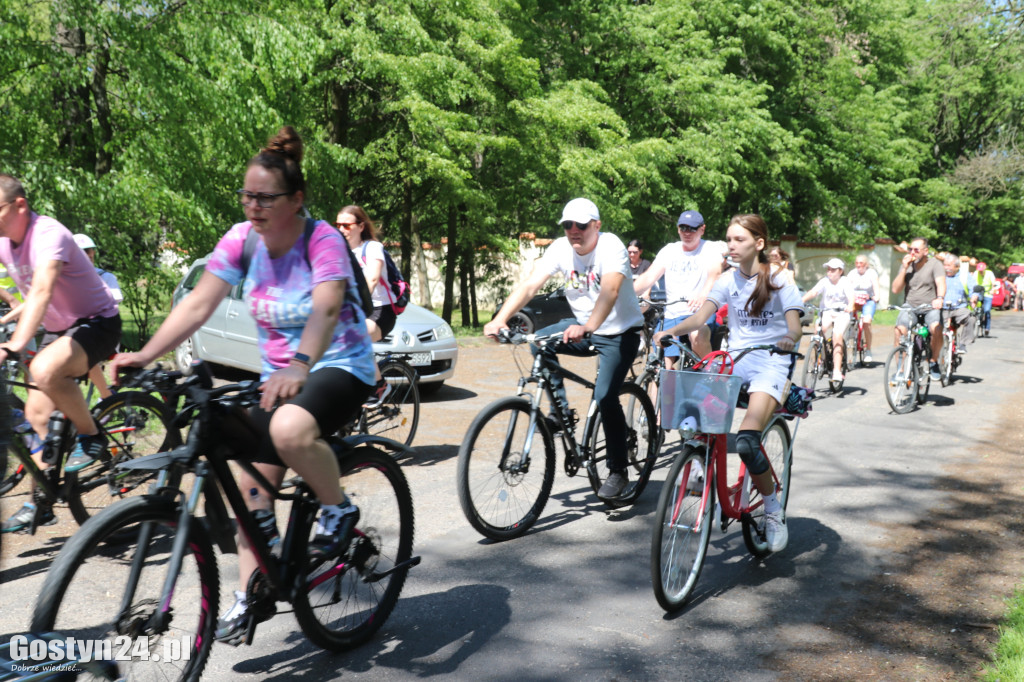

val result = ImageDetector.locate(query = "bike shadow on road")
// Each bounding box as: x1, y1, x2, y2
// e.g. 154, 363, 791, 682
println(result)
0, 530, 70, 585
228, 584, 512, 680
398, 443, 458, 467
420, 385, 477, 403
656, 515, 843, 621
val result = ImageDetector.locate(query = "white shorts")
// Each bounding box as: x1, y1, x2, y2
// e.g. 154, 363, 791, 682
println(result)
732, 349, 796, 404
821, 310, 851, 339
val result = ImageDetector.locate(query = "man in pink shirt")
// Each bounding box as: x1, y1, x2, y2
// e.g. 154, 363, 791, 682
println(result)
0, 174, 121, 533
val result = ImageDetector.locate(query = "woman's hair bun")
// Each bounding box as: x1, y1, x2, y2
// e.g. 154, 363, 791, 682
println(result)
262, 125, 303, 164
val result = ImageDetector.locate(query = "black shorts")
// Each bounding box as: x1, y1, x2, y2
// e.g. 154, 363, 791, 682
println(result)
367, 305, 397, 338
246, 367, 375, 466
39, 314, 122, 370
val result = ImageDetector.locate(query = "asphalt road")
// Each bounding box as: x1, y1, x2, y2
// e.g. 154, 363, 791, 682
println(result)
1, 312, 1020, 680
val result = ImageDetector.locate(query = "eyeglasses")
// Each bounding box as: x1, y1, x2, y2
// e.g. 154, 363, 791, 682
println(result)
236, 190, 291, 208
336, 221, 359, 229
908, 247, 923, 253
677, 225, 701, 233
562, 221, 591, 231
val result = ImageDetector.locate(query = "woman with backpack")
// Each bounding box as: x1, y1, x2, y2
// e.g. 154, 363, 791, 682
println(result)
336, 204, 399, 404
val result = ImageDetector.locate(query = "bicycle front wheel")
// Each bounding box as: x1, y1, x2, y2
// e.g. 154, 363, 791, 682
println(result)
742, 418, 793, 558
884, 346, 917, 414
800, 342, 821, 392
360, 360, 420, 447
293, 446, 415, 651
651, 445, 714, 612
940, 335, 953, 387
31, 495, 217, 682
0, 393, 26, 496
457, 397, 555, 540
585, 382, 658, 508
915, 350, 931, 405
635, 368, 665, 453
67, 390, 181, 528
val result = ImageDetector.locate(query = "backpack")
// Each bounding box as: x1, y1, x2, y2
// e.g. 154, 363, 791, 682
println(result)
240, 218, 374, 317
361, 243, 410, 315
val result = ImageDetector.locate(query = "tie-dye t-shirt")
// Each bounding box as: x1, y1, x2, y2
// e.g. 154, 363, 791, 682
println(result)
205, 220, 376, 384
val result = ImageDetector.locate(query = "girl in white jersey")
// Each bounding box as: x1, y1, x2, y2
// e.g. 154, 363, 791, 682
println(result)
654, 214, 803, 553
802, 258, 855, 382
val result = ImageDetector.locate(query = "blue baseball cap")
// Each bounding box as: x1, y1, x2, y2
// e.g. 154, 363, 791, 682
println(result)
677, 210, 704, 228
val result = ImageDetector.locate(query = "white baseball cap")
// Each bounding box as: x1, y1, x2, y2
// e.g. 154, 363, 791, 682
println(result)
823, 257, 844, 271
73, 234, 97, 250
558, 198, 600, 225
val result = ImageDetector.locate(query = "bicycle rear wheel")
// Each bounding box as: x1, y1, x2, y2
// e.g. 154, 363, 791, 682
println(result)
294, 446, 415, 651
742, 418, 792, 558
800, 342, 821, 392
67, 390, 181, 528
585, 382, 658, 508
884, 346, 917, 413
359, 360, 419, 447
456, 397, 555, 540
31, 495, 217, 682
651, 445, 714, 612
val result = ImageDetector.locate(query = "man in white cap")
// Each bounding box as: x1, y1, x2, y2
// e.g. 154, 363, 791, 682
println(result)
485, 197, 644, 499
802, 257, 855, 383
632, 209, 723, 365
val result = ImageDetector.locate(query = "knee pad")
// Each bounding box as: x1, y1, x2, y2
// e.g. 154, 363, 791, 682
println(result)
737, 430, 769, 476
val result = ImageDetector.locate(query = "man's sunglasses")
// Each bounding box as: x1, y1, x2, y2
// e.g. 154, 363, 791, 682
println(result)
677, 224, 701, 233
562, 221, 592, 231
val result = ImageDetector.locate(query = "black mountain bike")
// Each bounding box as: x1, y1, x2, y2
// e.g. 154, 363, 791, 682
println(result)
457, 329, 657, 541
884, 304, 935, 413
31, 364, 418, 682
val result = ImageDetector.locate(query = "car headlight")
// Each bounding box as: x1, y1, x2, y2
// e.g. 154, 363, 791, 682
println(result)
433, 324, 454, 340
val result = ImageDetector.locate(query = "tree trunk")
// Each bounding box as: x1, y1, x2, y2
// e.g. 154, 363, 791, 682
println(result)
442, 205, 458, 323
91, 45, 113, 176
412, 214, 432, 308
468, 246, 479, 326
54, 23, 95, 171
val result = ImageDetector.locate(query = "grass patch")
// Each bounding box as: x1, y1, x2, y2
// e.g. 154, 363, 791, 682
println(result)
986, 590, 1024, 680
429, 308, 493, 338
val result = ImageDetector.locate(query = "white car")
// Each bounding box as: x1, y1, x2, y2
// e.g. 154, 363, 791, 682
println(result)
171, 258, 458, 391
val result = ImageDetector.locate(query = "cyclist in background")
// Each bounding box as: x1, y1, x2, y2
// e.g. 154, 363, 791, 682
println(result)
110, 126, 377, 641
485, 197, 644, 500
969, 261, 996, 336
802, 258, 854, 383
942, 254, 976, 350
632, 209, 723, 366
767, 245, 796, 286
847, 255, 881, 362
891, 237, 945, 381
655, 213, 803, 552
336, 204, 395, 407
0, 174, 121, 533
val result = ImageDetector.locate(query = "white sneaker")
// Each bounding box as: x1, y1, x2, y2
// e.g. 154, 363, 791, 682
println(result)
832, 369, 844, 382
764, 509, 788, 552
686, 460, 705, 493
864, 351, 873, 363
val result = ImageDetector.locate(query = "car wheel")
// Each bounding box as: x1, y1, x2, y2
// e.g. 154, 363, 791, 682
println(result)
175, 337, 195, 375
506, 312, 534, 335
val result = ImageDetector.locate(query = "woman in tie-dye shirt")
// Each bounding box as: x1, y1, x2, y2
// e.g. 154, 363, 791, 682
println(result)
111, 126, 375, 642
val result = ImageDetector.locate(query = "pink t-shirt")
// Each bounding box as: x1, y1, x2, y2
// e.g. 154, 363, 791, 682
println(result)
205, 220, 376, 384
0, 213, 118, 331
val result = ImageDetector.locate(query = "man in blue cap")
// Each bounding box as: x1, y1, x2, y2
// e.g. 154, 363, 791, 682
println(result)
633, 209, 724, 366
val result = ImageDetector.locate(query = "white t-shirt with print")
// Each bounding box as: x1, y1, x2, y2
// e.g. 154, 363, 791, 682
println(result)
846, 268, 877, 299
650, 239, 723, 318
807, 276, 855, 311
538, 233, 644, 335
357, 241, 394, 308
707, 268, 804, 349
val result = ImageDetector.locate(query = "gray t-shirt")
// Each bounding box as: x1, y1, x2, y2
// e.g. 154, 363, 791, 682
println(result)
903, 257, 944, 306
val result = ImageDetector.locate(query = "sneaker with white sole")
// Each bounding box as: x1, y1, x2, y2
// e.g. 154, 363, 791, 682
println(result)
864, 351, 873, 363
764, 509, 788, 552
363, 380, 392, 408
309, 499, 360, 560
929, 362, 941, 381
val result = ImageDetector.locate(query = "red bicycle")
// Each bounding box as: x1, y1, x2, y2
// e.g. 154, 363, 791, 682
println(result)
844, 306, 867, 369
650, 342, 808, 613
